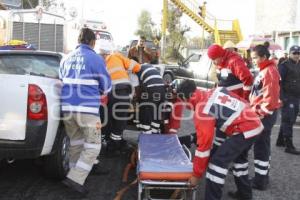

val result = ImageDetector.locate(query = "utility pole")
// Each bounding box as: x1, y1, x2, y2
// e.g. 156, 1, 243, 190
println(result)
161, 0, 168, 60
38, 0, 43, 7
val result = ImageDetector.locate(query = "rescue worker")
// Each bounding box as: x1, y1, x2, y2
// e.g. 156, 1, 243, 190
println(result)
249, 44, 281, 190
223, 40, 238, 52
96, 41, 141, 154
170, 80, 263, 200
136, 64, 165, 134
128, 35, 153, 64
60, 28, 112, 195
276, 45, 300, 155
207, 44, 254, 150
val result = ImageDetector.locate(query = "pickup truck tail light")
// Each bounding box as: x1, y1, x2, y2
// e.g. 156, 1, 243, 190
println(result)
27, 84, 48, 120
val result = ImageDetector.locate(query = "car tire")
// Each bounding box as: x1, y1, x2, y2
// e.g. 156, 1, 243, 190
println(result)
163, 73, 173, 84
43, 128, 70, 180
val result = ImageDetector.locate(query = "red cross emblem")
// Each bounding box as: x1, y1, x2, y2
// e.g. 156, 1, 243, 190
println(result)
218, 95, 231, 104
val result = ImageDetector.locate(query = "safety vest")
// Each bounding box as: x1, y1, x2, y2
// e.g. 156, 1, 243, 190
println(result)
105, 53, 141, 85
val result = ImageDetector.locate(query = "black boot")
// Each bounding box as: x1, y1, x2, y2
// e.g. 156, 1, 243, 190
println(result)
228, 191, 252, 200
276, 132, 285, 147
285, 137, 300, 155
90, 162, 110, 175
62, 178, 88, 196
106, 139, 127, 156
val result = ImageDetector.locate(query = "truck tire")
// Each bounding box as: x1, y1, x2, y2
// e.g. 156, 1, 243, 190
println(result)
43, 128, 70, 180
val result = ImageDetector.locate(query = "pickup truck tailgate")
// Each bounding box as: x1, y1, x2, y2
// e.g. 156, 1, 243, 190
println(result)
0, 75, 28, 140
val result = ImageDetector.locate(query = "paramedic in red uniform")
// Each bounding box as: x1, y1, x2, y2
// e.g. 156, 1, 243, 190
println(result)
171, 80, 263, 200
249, 44, 281, 190
207, 44, 254, 151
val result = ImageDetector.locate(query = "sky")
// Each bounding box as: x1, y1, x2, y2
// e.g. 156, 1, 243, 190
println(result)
63, 0, 255, 46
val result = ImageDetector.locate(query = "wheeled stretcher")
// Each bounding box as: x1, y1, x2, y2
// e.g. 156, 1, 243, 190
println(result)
137, 134, 197, 200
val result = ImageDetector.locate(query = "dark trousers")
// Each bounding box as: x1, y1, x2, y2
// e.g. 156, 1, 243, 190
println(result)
253, 111, 278, 186
278, 97, 299, 139
205, 134, 256, 200
138, 86, 165, 134
100, 85, 131, 141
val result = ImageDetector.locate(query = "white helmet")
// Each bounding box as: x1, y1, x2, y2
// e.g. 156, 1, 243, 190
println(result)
95, 39, 115, 54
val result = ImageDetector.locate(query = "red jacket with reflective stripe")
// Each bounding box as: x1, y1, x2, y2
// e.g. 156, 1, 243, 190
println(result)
169, 88, 263, 178
249, 60, 281, 117
217, 51, 253, 100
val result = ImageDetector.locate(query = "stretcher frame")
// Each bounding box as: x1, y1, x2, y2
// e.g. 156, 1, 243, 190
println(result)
137, 143, 197, 200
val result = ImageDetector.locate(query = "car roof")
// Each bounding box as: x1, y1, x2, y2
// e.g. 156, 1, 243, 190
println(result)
0, 50, 62, 57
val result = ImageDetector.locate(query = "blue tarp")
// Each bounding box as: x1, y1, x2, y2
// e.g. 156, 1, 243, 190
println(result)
138, 134, 193, 173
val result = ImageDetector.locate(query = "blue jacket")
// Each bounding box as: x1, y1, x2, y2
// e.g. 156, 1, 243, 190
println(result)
59, 44, 112, 115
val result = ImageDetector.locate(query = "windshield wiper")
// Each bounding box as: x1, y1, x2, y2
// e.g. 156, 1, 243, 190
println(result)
29, 72, 46, 77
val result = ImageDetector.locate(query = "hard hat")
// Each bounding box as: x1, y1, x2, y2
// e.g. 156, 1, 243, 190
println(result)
95, 39, 115, 54
223, 40, 236, 49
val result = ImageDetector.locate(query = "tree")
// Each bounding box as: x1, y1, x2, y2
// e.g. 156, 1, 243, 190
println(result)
22, 0, 65, 12
135, 10, 155, 40
165, 4, 190, 62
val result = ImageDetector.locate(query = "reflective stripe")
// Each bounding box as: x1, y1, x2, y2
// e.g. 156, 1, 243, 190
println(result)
220, 103, 245, 132
255, 168, 268, 175
213, 140, 222, 146
110, 133, 122, 141
169, 129, 177, 133
233, 170, 248, 177
139, 124, 151, 130
151, 122, 160, 128
70, 139, 85, 146
133, 120, 140, 123
243, 124, 264, 138
143, 130, 153, 134
76, 160, 93, 171
209, 163, 228, 175
108, 66, 124, 74
112, 78, 130, 85
144, 75, 162, 83
254, 160, 269, 167
261, 106, 274, 115
147, 83, 165, 87
215, 137, 226, 142
203, 87, 222, 114
243, 85, 252, 91
151, 128, 160, 133
233, 162, 249, 169
62, 105, 99, 114
63, 78, 99, 85
226, 83, 244, 91
84, 143, 101, 150
217, 68, 232, 74
128, 60, 138, 71
206, 172, 225, 184
141, 68, 156, 80
103, 86, 112, 94
195, 150, 210, 158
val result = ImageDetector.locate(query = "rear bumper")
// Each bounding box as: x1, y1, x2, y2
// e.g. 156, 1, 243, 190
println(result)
0, 120, 48, 159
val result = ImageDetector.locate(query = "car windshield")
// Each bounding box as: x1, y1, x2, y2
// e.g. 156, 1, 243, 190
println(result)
95, 32, 112, 41
131, 40, 156, 49
0, 54, 60, 78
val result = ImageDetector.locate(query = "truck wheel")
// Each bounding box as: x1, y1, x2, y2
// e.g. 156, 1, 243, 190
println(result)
43, 128, 70, 180
163, 73, 173, 84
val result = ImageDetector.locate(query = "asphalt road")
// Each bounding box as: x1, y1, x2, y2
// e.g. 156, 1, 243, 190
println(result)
0, 111, 299, 200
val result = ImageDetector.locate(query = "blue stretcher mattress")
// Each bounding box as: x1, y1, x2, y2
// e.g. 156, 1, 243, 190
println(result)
138, 134, 193, 173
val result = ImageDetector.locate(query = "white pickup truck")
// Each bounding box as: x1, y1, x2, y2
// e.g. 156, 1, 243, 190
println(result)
0, 50, 69, 179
